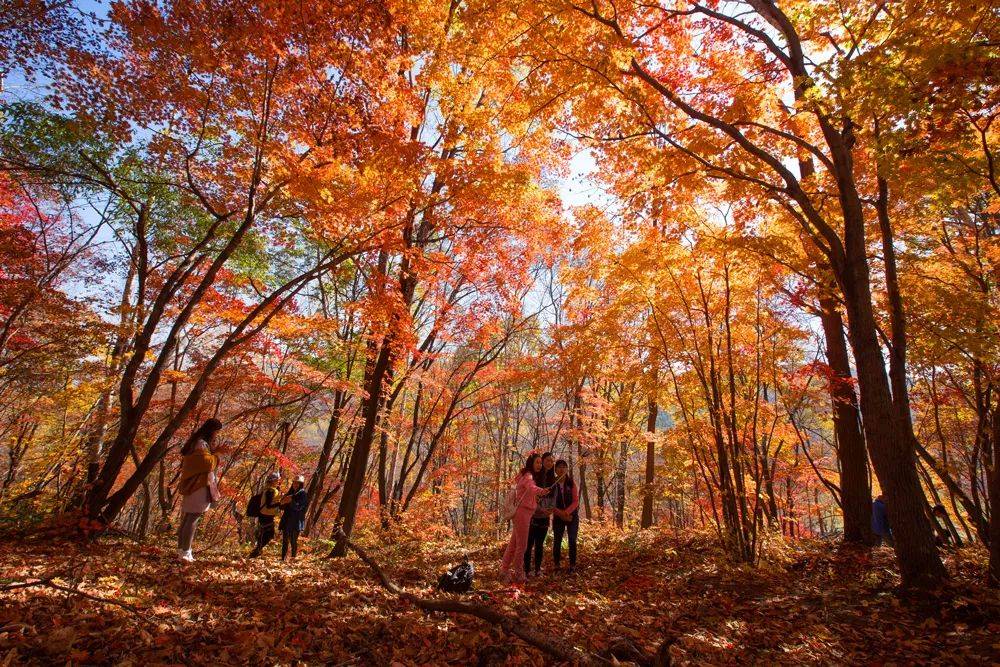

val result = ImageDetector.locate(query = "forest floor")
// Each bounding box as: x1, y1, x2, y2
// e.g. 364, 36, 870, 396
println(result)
0, 524, 998, 665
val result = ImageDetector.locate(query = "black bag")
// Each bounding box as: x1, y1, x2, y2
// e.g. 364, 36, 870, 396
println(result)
437, 558, 474, 593
246, 492, 262, 518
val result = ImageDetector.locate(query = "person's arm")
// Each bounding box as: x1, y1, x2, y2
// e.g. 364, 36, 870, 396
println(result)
540, 473, 565, 494
294, 490, 309, 512
181, 450, 215, 479
564, 483, 580, 515
532, 478, 554, 495
517, 475, 547, 497
261, 488, 281, 516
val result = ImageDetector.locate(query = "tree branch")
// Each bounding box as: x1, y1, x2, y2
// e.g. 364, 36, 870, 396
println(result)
334, 530, 606, 665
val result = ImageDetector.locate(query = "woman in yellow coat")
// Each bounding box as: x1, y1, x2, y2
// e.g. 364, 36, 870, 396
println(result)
177, 418, 223, 562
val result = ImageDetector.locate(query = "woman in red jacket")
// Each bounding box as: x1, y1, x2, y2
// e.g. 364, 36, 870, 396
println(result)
499, 453, 552, 584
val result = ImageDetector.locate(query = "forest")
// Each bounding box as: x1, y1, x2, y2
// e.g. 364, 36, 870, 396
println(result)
0, 0, 998, 664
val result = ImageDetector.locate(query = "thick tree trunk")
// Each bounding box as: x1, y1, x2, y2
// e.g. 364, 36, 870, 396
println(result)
840, 252, 946, 588
818, 294, 872, 544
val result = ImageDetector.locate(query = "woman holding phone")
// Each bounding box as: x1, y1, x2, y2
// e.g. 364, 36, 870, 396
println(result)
500, 453, 559, 584
523, 452, 557, 577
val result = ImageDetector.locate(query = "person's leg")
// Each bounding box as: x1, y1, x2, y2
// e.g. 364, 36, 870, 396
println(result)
552, 519, 565, 569
188, 513, 202, 553
178, 512, 192, 551
502, 510, 531, 583
249, 525, 261, 557
263, 524, 275, 549
527, 520, 545, 573
523, 523, 535, 575
567, 516, 579, 568
281, 530, 289, 560
289, 529, 299, 558
177, 512, 189, 551
250, 521, 274, 557
533, 521, 548, 574
179, 512, 201, 553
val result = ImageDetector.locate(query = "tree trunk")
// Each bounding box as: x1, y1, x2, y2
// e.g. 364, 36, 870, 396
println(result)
641, 397, 656, 529
840, 249, 946, 587
304, 402, 343, 535
989, 393, 1000, 586
578, 460, 592, 520
331, 337, 393, 557
615, 438, 626, 528
818, 294, 872, 544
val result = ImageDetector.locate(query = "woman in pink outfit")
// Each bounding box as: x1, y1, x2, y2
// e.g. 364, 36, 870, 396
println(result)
500, 453, 552, 584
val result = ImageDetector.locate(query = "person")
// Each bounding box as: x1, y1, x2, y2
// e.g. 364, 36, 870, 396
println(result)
871, 494, 893, 547
499, 454, 554, 584
552, 459, 580, 573
279, 475, 309, 561
177, 418, 223, 562
249, 471, 282, 558
524, 452, 556, 577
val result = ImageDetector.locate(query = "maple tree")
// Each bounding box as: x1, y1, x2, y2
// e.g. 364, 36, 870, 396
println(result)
0, 0, 999, 662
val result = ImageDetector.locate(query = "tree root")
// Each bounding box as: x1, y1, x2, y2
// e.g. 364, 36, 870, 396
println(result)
335, 529, 607, 665
1, 575, 143, 614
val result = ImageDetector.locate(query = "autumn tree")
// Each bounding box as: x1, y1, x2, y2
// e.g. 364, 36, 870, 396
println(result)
500, 0, 962, 588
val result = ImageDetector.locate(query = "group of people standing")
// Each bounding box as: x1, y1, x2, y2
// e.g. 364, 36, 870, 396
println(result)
176, 419, 586, 580
247, 471, 309, 560
501, 452, 580, 584
175, 419, 309, 562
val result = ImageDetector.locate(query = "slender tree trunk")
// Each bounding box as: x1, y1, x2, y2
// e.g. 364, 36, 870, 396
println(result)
596, 466, 606, 517
578, 460, 592, 520
304, 402, 342, 535
331, 337, 393, 557
989, 393, 1000, 586
641, 396, 656, 529
615, 438, 626, 528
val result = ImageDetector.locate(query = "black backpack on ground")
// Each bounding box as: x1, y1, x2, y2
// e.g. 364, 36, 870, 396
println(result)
437, 557, 474, 593
246, 492, 262, 519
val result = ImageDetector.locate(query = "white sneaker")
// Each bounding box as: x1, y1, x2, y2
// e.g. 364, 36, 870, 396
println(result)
181, 550, 195, 562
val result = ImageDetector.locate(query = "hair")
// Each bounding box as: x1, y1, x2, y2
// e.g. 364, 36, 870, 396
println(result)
520, 453, 541, 476
181, 418, 223, 455
555, 459, 574, 488
534, 454, 556, 486
533, 466, 555, 487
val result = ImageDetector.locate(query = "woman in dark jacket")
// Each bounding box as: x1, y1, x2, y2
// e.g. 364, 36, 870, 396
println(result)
523, 452, 556, 577
279, 475, 309, 561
